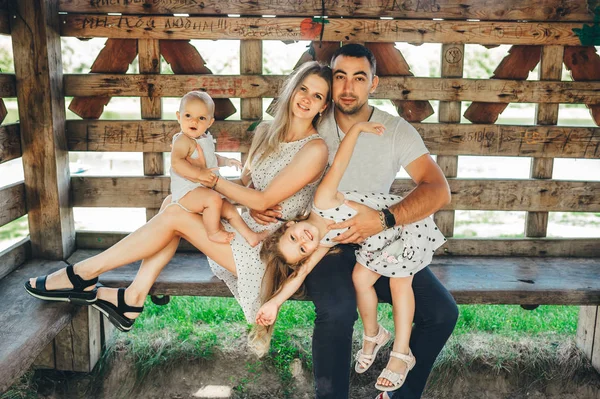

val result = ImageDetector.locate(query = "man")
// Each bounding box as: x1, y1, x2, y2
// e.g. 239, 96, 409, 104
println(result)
253, 44, 457, 399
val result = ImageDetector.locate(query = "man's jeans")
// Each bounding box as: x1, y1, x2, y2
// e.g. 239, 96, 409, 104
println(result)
305, 245, 459, 399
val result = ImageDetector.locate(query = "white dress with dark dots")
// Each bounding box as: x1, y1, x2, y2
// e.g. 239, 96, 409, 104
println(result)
208, 134, 323, 322
313, 191, 446, 278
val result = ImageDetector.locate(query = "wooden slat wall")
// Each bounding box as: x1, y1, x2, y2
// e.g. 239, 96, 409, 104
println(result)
63, 74, 600, 104
0, 124, 21, 164
0, 238, 31, 280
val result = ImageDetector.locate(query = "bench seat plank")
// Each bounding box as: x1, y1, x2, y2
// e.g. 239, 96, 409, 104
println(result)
68, 250, 600, 306
0, 259, 77, 392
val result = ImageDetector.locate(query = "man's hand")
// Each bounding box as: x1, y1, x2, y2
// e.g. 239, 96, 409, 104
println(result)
330, 200, 384, 244
197, 167, 219, 187
255, 300, 280, 326
249, 205, 282, 225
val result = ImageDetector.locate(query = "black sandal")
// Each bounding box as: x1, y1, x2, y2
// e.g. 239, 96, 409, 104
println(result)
92, 287, 144, 332
24, 264, 98, 305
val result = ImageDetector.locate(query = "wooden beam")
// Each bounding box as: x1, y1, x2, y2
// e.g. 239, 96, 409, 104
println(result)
0, 237, 30, 281
240, 39, 262, 166
66, 120, 253, 153
57, 0, 598, 22
527, 45, 563, 238
563, 46, 600, 126
71, 176, 600, 212
68, 39, 138, 119
54, 306, 102, 372
0, 73, 16, 97
60, 15, 588, 46
65, 120, 600, 158
0, 181, 26, 228
159, 40, 236, 120
577, 306, 600, 374
0, 123, 21, 164
0, 10, 10, 35
63, 74, 600, 104
10, 0, 75, 259
464, 45, 541, 124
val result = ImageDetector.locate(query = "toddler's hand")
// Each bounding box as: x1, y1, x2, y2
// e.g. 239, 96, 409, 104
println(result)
197, 168, 219, 187
255, 301, 279, 326
223, 157, 243, 171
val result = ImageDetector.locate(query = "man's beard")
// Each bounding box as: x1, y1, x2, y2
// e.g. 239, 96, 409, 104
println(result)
334, 97, 366, 115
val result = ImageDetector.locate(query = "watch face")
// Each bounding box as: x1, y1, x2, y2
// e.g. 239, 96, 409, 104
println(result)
384, 211, 395, 228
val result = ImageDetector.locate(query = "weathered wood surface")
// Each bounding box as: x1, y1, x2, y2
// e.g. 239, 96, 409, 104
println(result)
0, 73, 15, 97
54, 306, 102, 372
367, 42, 434, 123
0, 10, 10, 35
76, 231, 600, 258
0, 181, 26, 228
160, 40, 236, 120
60, 15, 588, 46
63, 74, 600, 104
57, 0, 599, 22
10, 0, 75, 259
67, 249, 600, 305
0, 259, 78, 393
68, 39, 138, 119
464, 45, 541, 124
240, 40, 262, 123
0, 98, 7, 124
66, 120, 253, 152
577, 306, 598, 361
0, 237, 30, 281
71, 176, 600, 212
563, 46, 600, 126
0, 123, 21, 164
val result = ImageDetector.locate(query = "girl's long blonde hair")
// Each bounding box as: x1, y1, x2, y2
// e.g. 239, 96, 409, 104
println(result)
245, 61, 332, 171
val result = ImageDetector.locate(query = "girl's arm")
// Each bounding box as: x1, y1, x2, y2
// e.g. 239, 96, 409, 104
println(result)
213, 139, 328, 211
171, 136, 216, 185
313, 122, 385, 209
255, 246, 330, 326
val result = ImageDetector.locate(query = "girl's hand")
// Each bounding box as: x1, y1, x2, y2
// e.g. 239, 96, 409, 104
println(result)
349, 121, 385, 136
255, 301, 280, 326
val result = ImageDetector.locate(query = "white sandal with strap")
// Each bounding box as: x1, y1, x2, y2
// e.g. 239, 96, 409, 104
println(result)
375, 349, 416, 392
354, 324, 391, 374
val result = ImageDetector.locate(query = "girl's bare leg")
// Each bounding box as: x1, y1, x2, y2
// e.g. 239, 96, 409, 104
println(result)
352, 263, 382, 369
221, 200, 268, 247
377, 276, 415, 388
178, 188, 234, 244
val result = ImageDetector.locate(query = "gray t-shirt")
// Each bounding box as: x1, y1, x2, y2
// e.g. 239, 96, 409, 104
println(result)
317, 107, 429, 193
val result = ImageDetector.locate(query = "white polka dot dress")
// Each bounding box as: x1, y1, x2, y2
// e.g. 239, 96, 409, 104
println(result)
313, 191, 446, 278
207, 134, 323, 322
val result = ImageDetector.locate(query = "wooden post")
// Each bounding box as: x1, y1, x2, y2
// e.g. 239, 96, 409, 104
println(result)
9, 0, 75, 259
435, 44, 464, 237
139, 39, 163, 220
240, 40, 262, 165
577, 306, 600, 373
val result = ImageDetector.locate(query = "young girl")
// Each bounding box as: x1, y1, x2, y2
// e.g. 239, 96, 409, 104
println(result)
255, 121, 446, 392
170, 91, 266, 247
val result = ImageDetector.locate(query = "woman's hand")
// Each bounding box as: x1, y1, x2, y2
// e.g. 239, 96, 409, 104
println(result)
349, 121, 385, 136
255, 300, 280, 326
249, 205, 283, 225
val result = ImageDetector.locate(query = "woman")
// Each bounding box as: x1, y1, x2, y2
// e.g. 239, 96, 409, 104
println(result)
25, 61, 332, 344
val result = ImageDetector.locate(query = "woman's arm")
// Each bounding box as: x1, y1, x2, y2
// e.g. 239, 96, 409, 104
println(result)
214, 139, 328, 211
313, 122, 385, 209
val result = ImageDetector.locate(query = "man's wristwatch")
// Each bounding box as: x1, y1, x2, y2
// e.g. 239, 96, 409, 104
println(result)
381, 208, 396, 229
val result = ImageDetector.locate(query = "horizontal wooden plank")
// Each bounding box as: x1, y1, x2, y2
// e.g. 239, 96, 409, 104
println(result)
0, 237, 30, 281
0, 181, 26, 228
71, 176, 600, 212
0, 259, 78, 393
66, 120, 600, 159
57, 0, 598, 22
0, 124, 21, 164
63, 74, 600, 104
75, 231, 600, 258
59, 15, 587, 46
66, 120, 253, 153
0, 74, 16, 97
66, 249, 600, 305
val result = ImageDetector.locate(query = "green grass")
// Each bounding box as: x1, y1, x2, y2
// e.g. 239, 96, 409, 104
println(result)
0, 216, 28, 242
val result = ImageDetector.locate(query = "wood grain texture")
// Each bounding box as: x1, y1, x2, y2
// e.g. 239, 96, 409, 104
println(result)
66, 249, 600, 305
63, 74, 600, 104
0, 181, 26, 228
57, 0, 599, 22
60, 15, 587, 46
0, 259, 78, 393
577, 306, 598, 359
0, 73, 16, 97
0, 237, 30, 280
0, 123, 21, 164
563, 46, 600, 126
70, 176, 600, 212
240, 39, 262, 122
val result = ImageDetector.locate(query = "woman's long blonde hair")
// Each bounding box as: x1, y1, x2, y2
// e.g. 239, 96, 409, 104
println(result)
245, 61, 332, 171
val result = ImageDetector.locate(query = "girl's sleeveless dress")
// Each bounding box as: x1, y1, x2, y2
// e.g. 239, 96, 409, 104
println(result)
313, 191, 446, 278
208, 134, 323, 322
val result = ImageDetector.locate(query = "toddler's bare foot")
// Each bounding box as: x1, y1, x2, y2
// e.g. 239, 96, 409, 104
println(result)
208, 230, 235, 244
246, 230, 271, 247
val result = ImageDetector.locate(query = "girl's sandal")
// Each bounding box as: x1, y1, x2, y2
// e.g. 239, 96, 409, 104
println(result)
375, 349, 416, 392
92, 287, 144, 332
354, 324, 391, 374
24, 264, 98, 305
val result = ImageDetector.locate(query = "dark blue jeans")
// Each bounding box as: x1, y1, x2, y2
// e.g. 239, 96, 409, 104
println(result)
304, 245, 458, 399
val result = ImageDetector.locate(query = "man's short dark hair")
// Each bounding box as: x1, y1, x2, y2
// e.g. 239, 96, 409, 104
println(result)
330, 43, 377, 76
